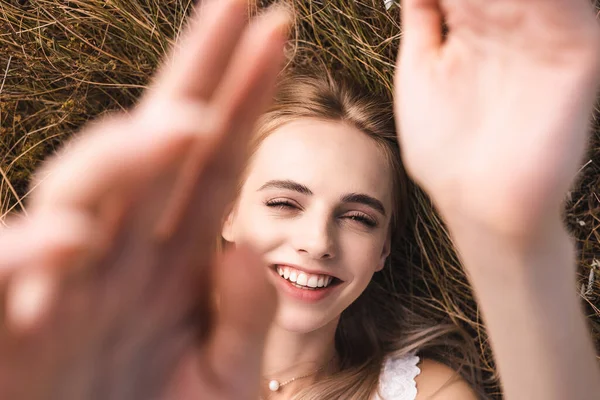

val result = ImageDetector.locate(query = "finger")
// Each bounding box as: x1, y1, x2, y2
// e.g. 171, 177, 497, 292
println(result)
139, 0, 251, 106
214, 4, 291, 130
0, 210, 95, 332
28, 112, 198, 215
400, 0, 443, 59
208, 245, 276, 398
154, 5, 290, 241
0, 210, 94, 277
30, 0, 253, 215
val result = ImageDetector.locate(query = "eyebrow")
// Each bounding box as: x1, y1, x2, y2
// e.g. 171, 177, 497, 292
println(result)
258, 179, 387, 217
259, 179, 313, 196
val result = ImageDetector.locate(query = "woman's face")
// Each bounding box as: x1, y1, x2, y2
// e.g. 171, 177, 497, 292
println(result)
222, 118, 394, 333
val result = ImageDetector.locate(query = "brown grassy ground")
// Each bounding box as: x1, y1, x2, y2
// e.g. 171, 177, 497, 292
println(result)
1, 1, 599, 398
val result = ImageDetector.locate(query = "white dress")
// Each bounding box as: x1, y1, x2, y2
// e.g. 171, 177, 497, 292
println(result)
374, 352, 421, 400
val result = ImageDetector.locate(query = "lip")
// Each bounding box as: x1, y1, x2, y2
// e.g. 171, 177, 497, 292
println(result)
268, 264, 343, 303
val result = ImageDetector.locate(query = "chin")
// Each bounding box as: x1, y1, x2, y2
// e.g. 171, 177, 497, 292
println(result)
273, 305, 340, 334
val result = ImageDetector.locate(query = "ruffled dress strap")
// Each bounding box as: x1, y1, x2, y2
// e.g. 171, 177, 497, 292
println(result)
374, 352, 421, 400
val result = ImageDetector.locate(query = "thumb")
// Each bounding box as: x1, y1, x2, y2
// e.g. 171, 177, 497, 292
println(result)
208, 244, 276, 399
399, 0, 443, 60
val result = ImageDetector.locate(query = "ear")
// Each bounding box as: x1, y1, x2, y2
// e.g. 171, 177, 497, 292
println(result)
221, 204, 236, 242
375, 234, 391, 272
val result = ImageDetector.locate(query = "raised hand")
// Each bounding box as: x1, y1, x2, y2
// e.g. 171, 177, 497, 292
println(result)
0, 0, 289, 399
395, 0, 600, 243
395, 2, 600, 399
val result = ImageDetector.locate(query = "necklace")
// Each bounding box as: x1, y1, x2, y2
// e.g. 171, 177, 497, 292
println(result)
261, 355, 336, 396
266, 365, 324, 392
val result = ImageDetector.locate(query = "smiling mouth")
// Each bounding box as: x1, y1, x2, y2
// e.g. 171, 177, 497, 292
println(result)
273, 265, 342, 290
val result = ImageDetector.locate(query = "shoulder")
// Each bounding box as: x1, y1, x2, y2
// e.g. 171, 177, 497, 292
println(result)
414, 358, 478, 400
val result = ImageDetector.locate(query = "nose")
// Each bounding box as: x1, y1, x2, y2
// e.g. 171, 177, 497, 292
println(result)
293, 214, 336, 260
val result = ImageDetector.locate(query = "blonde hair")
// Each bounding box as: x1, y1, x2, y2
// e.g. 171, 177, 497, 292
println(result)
222, 67, 487, 399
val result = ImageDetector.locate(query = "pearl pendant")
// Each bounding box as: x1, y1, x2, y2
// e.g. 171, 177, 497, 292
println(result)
268, 379, 281, 392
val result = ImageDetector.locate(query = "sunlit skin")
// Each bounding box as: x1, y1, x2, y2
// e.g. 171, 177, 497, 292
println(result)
0, 0, 597, 399
222, 118, 393, 386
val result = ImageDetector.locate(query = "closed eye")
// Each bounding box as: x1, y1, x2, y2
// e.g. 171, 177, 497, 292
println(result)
265, 200, 377, 228
344, 212, 377, 228
265, 199, 298, 210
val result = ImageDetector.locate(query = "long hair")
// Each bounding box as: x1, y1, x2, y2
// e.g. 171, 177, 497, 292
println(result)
222, 67, 488, 399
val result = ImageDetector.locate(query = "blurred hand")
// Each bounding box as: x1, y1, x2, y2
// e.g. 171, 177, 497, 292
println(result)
395, 0, 600, 243
0, 0, 289, 399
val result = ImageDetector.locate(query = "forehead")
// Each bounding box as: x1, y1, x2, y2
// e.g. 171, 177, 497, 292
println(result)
244, 118, 393, 206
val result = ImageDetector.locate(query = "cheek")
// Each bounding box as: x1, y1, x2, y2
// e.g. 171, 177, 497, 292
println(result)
340, 233, 385, 275
233, 204, 286, 253
346, 255, 378, 292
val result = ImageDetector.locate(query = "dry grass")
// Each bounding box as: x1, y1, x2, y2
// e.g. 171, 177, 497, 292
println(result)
1, 1, 599, 398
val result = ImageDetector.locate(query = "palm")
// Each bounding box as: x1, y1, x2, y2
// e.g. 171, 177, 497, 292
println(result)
396, 0, 600, 239
0, 210, 207, 400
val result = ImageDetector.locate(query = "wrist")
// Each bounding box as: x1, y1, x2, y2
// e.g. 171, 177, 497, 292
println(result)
444, 213, 576, 281
440, 205, 570, 254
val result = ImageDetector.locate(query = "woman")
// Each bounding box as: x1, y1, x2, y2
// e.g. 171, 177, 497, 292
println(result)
0, 0, 598, 399
218, 68, 483, 399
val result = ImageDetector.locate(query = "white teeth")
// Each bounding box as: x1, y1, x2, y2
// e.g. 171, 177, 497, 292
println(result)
292, 282, 317, 290
317, 276, 324, 287
275, 265, 336, 289
296, 273, 308, 286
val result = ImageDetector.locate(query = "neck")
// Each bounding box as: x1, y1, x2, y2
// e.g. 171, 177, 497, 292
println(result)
261, 317, 339, 393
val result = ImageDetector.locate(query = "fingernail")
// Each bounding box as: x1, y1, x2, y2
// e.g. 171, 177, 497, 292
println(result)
269, 4, 294, 35
6, 268, 56, 333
